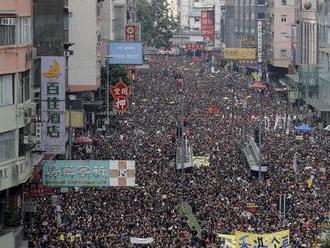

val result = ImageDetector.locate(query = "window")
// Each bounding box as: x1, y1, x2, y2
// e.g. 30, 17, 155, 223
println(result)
0, 74, 14, 106
282, 0, 287, 5
16, 17, 32, 44
280, 32, 288, 39
0, 131, 16, 162
258, 0, 266, 5
194, 17, 200, 22
63, 15, 69, 31
257, 12, 265, 20
0, 17, 15, 46
280, 49, 287, 57
281, 15, 287, 22
18, 71, 30, 103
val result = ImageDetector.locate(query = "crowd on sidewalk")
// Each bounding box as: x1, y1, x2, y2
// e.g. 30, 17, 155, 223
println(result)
25, 56, 329, 247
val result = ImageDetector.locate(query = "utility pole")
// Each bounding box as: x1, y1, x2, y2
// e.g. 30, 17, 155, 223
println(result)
105, 55, 114, 128
258, 99, 262, 183
180, 92, 185, 175
68, 94, 76, 160
64, 42, 75, 160
106, 57, 110, 126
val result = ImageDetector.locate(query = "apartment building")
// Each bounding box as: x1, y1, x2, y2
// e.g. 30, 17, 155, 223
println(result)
0, 0, 41, 246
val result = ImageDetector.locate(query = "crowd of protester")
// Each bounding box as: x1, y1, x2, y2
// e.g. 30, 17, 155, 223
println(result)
25, 56, 329, 247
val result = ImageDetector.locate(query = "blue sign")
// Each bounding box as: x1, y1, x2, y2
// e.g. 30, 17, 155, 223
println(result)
43, 160, 136, 187
108, 42, 143, 65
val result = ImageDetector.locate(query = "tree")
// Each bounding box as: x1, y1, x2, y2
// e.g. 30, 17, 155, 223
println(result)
136, 0, 178, 48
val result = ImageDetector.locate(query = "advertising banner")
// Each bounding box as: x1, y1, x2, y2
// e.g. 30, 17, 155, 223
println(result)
108, 42, 143, 65
43, 160, 136, 187
201, 10, 215, 42
40, 56, 66, 154
224, 48, 256, 60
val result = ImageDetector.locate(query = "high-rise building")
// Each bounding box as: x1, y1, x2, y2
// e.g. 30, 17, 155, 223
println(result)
224, 0, 267, 48
176, 0, 225, 47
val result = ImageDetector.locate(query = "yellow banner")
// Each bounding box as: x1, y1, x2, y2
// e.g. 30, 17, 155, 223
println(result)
235, 230, 290, 248
217, 234, 236, 248
224, 48, 256, 60
66, 111, 84, 128
193, 156, 210, 167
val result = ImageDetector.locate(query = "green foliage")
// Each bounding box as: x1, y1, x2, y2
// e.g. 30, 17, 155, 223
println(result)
136, 0, 178, 48
101, 65, 129, 85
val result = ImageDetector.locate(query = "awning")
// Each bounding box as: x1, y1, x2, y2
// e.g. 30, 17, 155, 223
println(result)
307, 98, 330, 112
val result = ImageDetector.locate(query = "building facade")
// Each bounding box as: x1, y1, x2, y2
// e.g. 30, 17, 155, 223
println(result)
0, 0, 41, 246
224, 0, 267, 48
68, 0, 102, 92
268, 0, 296, 68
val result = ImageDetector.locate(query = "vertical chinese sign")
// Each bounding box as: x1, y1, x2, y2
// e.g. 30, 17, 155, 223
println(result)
111, 79, 130, 112
201, 10, 215, 42
41, 57, 66, 154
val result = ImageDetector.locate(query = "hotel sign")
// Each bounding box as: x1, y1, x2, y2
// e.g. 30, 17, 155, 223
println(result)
41, 57, 66, 154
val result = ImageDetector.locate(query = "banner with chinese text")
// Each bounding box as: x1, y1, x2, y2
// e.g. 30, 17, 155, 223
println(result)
201, 10, 215, 42
235, 230, 290, 247
41, 57, 66, 154
43, 160, 136, 187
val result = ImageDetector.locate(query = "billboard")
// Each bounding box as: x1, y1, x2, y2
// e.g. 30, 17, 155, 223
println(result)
40, 56, 66, 154
201, 10, 215, 42
43, 160, 136, 187
108, 42, 143, 65
224, 48, 256, 60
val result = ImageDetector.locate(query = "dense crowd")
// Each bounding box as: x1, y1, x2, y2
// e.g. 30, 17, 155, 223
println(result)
26, 56, 329, 247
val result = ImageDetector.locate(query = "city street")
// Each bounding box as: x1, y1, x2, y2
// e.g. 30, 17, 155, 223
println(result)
24, 56, 329, 247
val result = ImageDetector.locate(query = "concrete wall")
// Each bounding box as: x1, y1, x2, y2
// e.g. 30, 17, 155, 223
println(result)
68, 0, 100, 92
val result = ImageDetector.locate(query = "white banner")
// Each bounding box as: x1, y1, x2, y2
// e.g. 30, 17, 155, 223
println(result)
130, 237, 154, 244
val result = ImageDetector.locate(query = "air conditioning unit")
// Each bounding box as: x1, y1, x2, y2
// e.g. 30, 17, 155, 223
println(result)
0, 18, 15, 26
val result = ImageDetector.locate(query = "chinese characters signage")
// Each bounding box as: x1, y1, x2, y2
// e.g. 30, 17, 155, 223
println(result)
185, 44, 205, 50
218, 230, 290, 248
111, 79, 131, 112
224, 48, 256, 60
257, 21, 263, 63
201, 10, 215, 42
43, 160, 136, 187
125, 24, 141, 41
108, 42, 143, 65
41, 57, 66, 154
